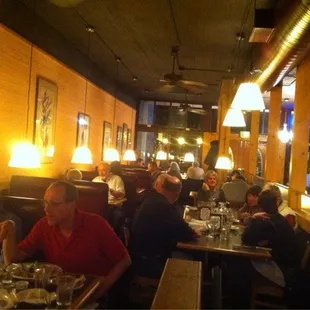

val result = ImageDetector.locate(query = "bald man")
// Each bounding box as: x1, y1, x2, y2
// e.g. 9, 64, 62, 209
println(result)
130, 174, 197, 278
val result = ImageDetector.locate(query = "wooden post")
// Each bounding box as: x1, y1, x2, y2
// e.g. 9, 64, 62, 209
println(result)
217, 79, 234, 182
288, 55, 310, 210
265, 85, 282, 182
248, 111, 260, 182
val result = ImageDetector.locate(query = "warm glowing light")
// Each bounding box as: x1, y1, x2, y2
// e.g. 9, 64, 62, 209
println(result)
71, 146, 93, 164
178, 137, 185, 145
278, 123, 293, 143
240, 131, 250, 139
215, 156, 232, 170
123, 150, 136, 161
103, 148, 120, 162
184, 153, 195, 162
156, 151, 167, 160
46, 145, 55, 157
9, 142, 41, 168
231, 83, 265, 111
196, 137, 203, 145
168, 153, 175, 160
223, 109, 246, 127
78, 118, 88, 125
163, 138, 169, 144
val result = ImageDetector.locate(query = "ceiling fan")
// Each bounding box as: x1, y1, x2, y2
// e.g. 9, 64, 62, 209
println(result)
159, 46, 210, 94
178, 102, 208, 115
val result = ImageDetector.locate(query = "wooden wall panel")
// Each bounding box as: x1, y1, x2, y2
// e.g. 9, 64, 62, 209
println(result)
0, 25, 136, 188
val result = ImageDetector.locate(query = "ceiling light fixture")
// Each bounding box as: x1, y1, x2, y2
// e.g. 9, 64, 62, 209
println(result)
184, 152, 195, 162
222, 108, 246, 127
156, 151, 167, 160
178, 137, 185, 145
215, 156, 232, 170
231, 82, 265, 111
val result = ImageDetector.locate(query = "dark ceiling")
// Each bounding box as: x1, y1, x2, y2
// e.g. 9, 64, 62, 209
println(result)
19, 0, 280, 107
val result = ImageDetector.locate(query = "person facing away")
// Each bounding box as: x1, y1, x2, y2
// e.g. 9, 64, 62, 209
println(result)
197, 170, 226, 203
238, 185, 262, 223
0, 181, 131, 299
64, 168, 82, 181
203, 140, 219, 170
167, 161, 182, 181
221, 174, 250, 203
186, 161, 204, 180
92, 162, 125, 201
130, 174, 198, 278
263, 183, 296, 228
242, 190, 299, 286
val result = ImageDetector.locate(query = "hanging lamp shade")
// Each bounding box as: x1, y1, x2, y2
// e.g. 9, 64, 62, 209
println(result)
9, 142, 41, 168
123, 149, 136, 161
156, 151, 167, 160
231, 82, 265, 111
184, 152, 195, 162
215, 156, 232, 170
223, 108, 246, 127
104, 148, 120, 162
278, 123, 293, 143
71, 146, 93, 164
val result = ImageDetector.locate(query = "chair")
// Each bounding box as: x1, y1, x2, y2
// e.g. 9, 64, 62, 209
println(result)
250, 241, 310, 309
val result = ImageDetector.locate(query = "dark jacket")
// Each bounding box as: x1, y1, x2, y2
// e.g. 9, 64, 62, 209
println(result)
242, 213, 299, 271
130, 190, 195, 277
197, 187, 226, 203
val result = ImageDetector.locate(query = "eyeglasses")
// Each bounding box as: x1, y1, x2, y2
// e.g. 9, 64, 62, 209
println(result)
41, 200, 65, 208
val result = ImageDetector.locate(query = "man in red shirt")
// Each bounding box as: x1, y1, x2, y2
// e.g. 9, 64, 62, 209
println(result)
0, 180, 131, 299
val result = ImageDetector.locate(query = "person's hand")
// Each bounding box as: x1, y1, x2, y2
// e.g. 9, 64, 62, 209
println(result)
252, 212, 270, 220
239, 212, 251, 220
193, 229, 202, 238
0, 221, 15, 242
202, 182, 210, 192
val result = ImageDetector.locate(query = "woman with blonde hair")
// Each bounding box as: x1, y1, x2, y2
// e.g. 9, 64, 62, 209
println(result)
197, 170, 226, 202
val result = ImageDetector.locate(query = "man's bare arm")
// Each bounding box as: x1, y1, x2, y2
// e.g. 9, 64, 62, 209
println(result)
1, 221, 28, 264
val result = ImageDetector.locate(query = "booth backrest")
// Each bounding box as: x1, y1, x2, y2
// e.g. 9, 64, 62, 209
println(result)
9, 175, 109, 218
123, 169, 152, 190
80, 170, 98, 182
122, 175, 138, 218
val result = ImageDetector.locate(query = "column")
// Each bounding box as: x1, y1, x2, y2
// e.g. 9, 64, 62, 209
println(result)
265, 85, 282, 182
247, 111, 260, 182
217, 79, 234, 182
288, 55, 310, 210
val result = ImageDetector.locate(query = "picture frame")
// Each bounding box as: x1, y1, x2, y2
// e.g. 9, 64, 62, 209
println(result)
122, 123, 128, 153
127, 129, 132, 149
76, 112, 90, 147
102, 121, 112, 160
33, 77, 58, 163
116, 126, 123, 154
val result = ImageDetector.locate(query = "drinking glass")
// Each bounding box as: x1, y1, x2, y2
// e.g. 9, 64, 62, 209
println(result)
221, 223, 231, 240
56, 274, 75, 306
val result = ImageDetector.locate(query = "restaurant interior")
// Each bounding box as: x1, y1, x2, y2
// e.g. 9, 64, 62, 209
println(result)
1, 0, 310, 309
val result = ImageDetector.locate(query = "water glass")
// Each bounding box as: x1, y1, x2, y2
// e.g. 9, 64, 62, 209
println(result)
56, 274, 75, 306
221, 224, 231, 240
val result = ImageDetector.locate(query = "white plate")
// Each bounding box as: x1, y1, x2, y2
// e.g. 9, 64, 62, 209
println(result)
11, 263, 62, 281
17, 289, 56, 305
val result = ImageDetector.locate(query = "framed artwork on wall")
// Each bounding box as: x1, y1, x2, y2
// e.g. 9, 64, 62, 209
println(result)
102, 121, 112, 160
127, 129, 132, 149
116, 126, 123, 154
76, 112, 90, 147
33, 77, 58, 163
122, 123, 128, 153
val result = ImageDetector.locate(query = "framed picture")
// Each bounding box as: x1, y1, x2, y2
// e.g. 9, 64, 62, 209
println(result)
33, 77, 58, 163
102, 121, 112, 160
127, 129, 132, 149
122, 123, 128, 153
76, 112, 90, 147
116, 126, 123, 154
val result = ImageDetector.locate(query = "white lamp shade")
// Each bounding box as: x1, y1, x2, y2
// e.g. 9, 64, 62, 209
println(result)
123, 149, 136, 161
215, 156, 232, 170
156, 151, 167, 160
71, 146, 93, 164
231, 82, 265, 111
223, 108, 246, 127
9, 142, 41, 168
278, 123, 292, 143
104, 148, 120, 162
184, 152, 195, 162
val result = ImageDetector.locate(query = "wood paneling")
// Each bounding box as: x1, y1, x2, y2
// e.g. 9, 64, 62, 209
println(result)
0, 25, 136, 188
248, 111, 260, 182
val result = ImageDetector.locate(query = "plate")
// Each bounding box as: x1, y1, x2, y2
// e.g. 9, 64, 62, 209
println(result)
17, 289, 56, 305
11, 263, 62, 281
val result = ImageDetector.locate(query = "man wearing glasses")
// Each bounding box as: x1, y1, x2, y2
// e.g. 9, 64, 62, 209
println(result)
0, 180, 131, 300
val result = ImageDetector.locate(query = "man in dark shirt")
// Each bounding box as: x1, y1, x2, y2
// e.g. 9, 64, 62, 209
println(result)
242, 190, 299, 285
130, 174, 197, 278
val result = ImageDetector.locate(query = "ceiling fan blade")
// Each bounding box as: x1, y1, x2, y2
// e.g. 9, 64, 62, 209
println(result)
177, 80, 208, 93
188, 108, 208, 115
157, 84, 179, 92
180, 80, 208, 88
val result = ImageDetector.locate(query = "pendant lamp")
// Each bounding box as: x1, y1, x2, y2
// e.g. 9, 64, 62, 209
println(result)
123, 150, 136, 161
156, 151, 167, 160
104, 148, 120, 162
184, 152, 195, 162
231, 82, 265, 111
71, 27, 93, 164
9, 43, 41, 168
215, 156, 232, 170
222, 108, 246, 127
